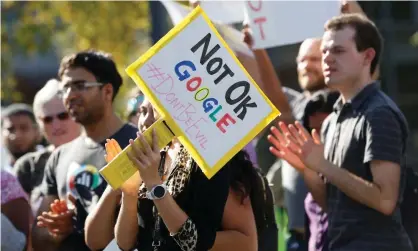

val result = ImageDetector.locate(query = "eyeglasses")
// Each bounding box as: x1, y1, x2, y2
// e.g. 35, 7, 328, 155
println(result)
40, 112, 70, 124
58, 81, 104, 98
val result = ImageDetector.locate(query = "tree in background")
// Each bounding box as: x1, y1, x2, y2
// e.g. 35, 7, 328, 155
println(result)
1, 1, 151, 118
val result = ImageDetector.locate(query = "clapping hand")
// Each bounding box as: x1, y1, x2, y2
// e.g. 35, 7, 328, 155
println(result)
268, 121, 327, 173
37, 195, 75, 240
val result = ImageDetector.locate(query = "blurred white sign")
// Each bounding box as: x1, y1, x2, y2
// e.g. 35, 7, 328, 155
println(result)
245, 0, 340, 49
197, 1, 246, 24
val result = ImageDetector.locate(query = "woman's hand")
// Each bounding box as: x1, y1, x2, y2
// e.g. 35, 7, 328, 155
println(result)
104, 139, 124, 196
105, 137, 142, 197
127, 129, 162, 190
104, 138, 122, 163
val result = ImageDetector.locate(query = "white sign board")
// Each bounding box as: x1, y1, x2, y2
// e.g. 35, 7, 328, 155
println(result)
126, 7, 278, 178
197, 1, 246, 24
245, 0, 341, 49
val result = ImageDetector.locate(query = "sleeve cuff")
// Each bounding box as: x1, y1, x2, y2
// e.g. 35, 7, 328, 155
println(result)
171, 218, 197, 251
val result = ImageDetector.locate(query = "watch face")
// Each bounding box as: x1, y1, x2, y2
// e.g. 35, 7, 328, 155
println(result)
153, 185, 166, 198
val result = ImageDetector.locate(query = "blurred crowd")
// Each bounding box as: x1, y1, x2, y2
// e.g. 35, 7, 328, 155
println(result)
1, 2, 418, 251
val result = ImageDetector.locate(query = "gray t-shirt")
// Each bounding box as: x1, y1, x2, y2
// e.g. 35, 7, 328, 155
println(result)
41, 123, 138, 251
13, 148, 52, 214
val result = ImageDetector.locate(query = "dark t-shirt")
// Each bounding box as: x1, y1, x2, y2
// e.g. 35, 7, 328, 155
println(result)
322, 83, 413, 251
135, 146, 232, 251
13, 147, 52, 213
41, 123, 138, 251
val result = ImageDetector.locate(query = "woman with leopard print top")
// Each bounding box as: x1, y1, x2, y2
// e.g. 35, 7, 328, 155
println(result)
112, 98, 259, 251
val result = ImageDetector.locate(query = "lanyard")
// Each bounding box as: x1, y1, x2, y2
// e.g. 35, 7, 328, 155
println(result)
152, 150, 167, 248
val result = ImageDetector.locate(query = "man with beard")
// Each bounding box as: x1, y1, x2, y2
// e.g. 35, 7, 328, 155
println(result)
31, 50, 138, 251
1, 104, 41, 166
13, 79, 81, 215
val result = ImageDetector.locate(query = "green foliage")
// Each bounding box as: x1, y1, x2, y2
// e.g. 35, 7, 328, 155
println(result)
1, 1, 151, 118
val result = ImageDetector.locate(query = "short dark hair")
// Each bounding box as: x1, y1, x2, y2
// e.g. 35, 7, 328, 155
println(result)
1, 103, 36, 126
324, 13, 383, 75
58, 49, 123, 100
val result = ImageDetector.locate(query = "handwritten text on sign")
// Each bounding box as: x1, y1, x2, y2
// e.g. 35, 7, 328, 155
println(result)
137, 14, 273, 167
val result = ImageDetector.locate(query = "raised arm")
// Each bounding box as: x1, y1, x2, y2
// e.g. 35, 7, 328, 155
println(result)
242, 27, 294, 124
114, 180, 141, 251
85, 139, 123, 250
85, 186, 121, 250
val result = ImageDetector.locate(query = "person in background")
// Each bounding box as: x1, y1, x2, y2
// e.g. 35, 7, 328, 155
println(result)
13, 79, 82, 215
270, 13, 412, 251
301, 91, 339, 251
1, 170, 32, 251
1, 104, 41, 166
31, 50, 138, 251
126, 90, 145, 125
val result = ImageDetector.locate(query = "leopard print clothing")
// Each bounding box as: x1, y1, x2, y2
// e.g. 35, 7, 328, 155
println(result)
171, 218, 198, 251
137, 146, 198, 251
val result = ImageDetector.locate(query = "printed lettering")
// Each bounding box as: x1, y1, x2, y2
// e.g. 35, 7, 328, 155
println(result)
203, 98, 218, 113
214, 64, 235, 85
216, 113, 236, 133
174, 60, 196, 81
191, 33, 220, 65
233, 95, 257, 120
225, 81, 250, 105
186, 77, 202, 92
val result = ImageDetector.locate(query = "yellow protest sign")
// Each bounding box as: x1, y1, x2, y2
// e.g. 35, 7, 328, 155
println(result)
100, 6, 279, 189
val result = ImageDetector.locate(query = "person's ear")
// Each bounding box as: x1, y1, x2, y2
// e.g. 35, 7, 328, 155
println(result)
102, 83, 114, 102
363, 48, 375, 68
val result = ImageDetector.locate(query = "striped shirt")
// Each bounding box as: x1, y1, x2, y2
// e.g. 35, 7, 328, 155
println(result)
321, 82, 413, 251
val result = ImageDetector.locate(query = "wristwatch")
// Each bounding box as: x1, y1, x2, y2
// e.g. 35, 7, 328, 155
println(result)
146, 184, 168, 200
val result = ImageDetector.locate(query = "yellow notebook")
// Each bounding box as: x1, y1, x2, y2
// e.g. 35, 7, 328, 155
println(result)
99, 118, 175, 189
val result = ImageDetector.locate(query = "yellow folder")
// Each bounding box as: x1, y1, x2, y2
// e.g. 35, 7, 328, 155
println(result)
99, 118, 175, 189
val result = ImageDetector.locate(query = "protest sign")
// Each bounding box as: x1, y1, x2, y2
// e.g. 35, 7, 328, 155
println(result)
100, 6, 279, 189
196, 1, 246, 24
245, 0, 340, 49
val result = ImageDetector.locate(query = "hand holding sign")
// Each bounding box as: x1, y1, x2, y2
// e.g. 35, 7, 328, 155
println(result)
126, 130, 162, 190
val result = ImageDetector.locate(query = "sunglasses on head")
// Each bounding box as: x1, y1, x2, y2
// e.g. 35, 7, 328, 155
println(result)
40, 112, 70, 124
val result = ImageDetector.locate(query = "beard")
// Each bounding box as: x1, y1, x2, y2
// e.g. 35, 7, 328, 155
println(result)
305, 78, 326, 93
10, 143, 38, 162
71, 105, 105, 126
